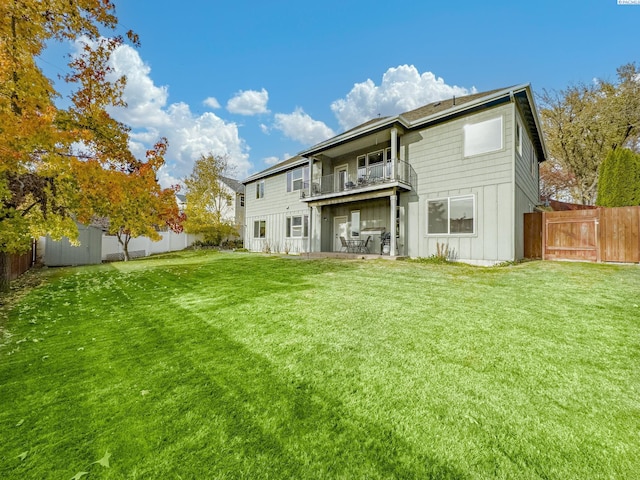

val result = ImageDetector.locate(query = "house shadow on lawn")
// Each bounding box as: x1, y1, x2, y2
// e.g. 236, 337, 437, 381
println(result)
122, 305, 467, 479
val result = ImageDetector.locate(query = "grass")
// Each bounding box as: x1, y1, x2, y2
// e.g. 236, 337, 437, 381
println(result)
0, 251, 639, 479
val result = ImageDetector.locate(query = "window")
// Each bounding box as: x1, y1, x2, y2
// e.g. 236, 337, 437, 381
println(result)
240, 194, 245, 207
253, 220, 266, 238
286, 215, 309, 238
358, 148, 391, 180
351, 210, 360, 238
464, 117, 503, 157
515, 122, 522, 155
256, 181, 265, 199
287, 166, 310, 192
427, 195, 475, 235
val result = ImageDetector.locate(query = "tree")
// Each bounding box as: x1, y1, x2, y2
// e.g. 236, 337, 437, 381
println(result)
539, 63, 640, 205
596, 148, 640, 207
0, 1, 140, 290
183, 154, 239, 245
73, 139, 183, 261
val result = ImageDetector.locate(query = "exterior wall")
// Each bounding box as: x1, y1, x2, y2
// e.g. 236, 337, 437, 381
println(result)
319, 199, 390, 253
404, 103, 516, 264
244, 167, 311, 254
513, 105, 541, 259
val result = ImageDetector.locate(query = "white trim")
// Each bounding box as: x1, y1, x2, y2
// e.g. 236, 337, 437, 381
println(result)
425, 194, 476, 236
463, 116, 504, 158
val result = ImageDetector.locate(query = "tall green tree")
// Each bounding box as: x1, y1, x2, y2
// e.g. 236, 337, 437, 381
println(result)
596, 148, 640, 207
183, 154, 239, 245
539, 62, 640, 205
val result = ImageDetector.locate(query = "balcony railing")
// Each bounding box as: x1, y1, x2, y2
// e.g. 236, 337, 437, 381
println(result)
301, 159, 416, 199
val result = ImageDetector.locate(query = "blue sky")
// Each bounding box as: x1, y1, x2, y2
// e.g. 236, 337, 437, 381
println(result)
41, 0, 640, 186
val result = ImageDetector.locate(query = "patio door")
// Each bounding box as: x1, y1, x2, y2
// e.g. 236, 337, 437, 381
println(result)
333, 216, 348, 252
335, 165, 348, 192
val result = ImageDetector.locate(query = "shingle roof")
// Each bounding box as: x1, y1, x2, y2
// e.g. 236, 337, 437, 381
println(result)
400, 87, 511, 122
219, 176, 245, 193
245, 84, 545, 183
243, 155, 307, 184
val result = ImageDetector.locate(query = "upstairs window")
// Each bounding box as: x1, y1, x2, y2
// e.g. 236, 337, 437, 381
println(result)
287, 166, 310, 192
256, 181, 265, 199
464, 117, 503, 157
515, 122, 522, 155
240, 194, 245, 207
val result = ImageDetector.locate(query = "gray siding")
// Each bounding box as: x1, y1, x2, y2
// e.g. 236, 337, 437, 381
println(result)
403, 104, 516, 264
513, 105, 541, 259
244, 170, 310, 253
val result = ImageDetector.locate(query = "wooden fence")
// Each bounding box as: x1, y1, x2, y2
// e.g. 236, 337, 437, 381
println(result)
524, 206, 640, 263
2, 241, 36, 285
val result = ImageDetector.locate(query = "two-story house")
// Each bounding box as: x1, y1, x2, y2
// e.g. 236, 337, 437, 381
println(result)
243, 84, 546, 265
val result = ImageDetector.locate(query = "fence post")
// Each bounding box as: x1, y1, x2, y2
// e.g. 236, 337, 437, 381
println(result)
595, 208, 601, 263
541, 211, 546, 261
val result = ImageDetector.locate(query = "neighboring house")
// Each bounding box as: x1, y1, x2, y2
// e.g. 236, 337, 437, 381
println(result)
218, 176, 245, 240
243, 84, 547, 265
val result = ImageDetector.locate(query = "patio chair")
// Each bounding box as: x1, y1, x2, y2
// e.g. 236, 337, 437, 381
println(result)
361, 235, 372, 253
339, 236, 349, 252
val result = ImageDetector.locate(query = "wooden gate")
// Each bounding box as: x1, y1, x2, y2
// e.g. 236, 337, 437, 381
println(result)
544, 209, 600, 262
524, 207, 640, 263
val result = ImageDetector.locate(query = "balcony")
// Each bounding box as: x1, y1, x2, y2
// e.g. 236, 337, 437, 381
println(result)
300, 159, 416, 200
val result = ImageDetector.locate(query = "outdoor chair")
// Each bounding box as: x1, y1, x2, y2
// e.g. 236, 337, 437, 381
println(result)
361, 235, 372, 253
339, 236, 349, 252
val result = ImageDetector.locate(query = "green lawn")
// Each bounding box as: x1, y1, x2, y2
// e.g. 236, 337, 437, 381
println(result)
1, 251, 638, 479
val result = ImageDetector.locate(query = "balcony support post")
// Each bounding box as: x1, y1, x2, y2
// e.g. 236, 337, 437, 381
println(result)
390, 127, 398, 180
389, 191, 397, 256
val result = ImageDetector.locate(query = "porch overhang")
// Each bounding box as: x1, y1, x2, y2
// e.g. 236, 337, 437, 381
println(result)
305, 185, 398, 207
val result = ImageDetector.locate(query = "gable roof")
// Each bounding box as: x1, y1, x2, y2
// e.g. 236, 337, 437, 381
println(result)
219, 175, 245, 194
243, 155, 307, 184
244, 84, 547, 184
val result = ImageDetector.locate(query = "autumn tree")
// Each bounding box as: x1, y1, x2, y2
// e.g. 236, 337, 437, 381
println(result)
183, 154, 239, 245
0, 1, 134, 289
596, 148, 640, 207
0, 1, 178, 288
73, 139, 183, 261
539, 62, 640, 205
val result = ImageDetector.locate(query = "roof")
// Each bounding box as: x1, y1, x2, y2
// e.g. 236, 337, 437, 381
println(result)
243, 155, 307, 184
219, 175, 245, 194
244, 84, 547, 183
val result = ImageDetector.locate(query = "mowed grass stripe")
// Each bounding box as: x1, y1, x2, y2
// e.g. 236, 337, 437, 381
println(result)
0, 251, 638, 479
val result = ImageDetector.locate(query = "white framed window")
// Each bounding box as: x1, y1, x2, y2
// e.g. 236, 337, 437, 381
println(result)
515, 121, 522, 155
427, 195, 475, 235
351, 210, 360, 238
287, 166, 310, 192
464, 117, 503, 157
240, 194, 245, 207
256, 181, 265, 199
254, 220, 266, 238
286, 215, 309, 238
357, 148, 391, 180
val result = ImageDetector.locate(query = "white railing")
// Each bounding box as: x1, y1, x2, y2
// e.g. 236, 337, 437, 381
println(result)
301, 159, 416, 198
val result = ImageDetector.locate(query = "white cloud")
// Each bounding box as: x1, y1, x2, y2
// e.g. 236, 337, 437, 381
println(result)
100, 42, 251, 186
203, 97, 221, 109
331, 64, 476, 130
273, 108, 335, 145
226, 88, 270, 115
264, 153, 293, 166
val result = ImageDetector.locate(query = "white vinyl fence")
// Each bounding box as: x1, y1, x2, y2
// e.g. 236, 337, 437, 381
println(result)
101, 231, 202, 261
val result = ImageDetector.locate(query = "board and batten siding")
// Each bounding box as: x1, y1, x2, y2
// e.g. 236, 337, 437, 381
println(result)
403, 104, 516, 264
244, 169, 311, 253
